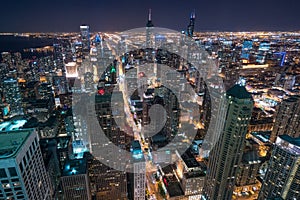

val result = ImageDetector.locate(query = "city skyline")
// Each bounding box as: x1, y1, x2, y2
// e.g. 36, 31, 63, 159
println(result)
0, 3, 300, 199
0, 0, 300, 33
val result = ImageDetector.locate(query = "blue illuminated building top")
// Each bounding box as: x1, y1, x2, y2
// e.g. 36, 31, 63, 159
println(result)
72, 140, 88, 159
95, 34, 101, 43
62, 158, 87, 176
130, 140, 143, 159
242, 40, 253, 50
241, 53, 250, 60
131, 140, 142, 153
0, 119, 27, 132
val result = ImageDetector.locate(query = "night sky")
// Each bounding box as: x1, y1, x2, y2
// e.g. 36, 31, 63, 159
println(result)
0, 0, 300, 33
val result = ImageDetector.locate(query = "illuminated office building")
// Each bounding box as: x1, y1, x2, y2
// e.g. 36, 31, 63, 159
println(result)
53, 43, 64, 69
1, 52, 12, 68
283, 74, 296, 90
0, 64, 8, 84
39, 138, 61, 197
72, 41, 83, 61
86, 87, 128, 200
52, 76, 68, 95
61, 158, 91, 200
87, 153, 127, 200
130, 140, 145, 200
0, 129, 52, 200
3, 78, 23, 116
271, 96, 300, 143
258, 135, 300, 200
133, 161, 145, 200
84, 72, 95, 91
240, 40, 253, 60
175, 150, 206, 198
80, 25, 91, 56
202, 84, 253, 200
235, 151, 261, 188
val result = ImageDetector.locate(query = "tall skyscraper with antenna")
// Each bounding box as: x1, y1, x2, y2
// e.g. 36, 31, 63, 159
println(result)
146, 9, 154, 48
187, 11, 196, 37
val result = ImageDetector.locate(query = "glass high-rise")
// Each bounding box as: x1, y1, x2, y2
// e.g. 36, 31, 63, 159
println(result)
258, 135, 300, 200
271, 96, 300, 142
3, 78, 23, 116
202, 84, 253, 200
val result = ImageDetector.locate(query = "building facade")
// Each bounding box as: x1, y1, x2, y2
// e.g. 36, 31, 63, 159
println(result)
3, 78, 23, 116
202, 84, 253, 200
61, 158, 91, 200
271, 96, 300, 142
0, 129, 52, 200
258, 135, 300, 200
80, 25, 91, 56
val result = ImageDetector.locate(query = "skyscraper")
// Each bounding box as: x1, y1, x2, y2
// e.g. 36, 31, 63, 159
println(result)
61, 158, 91, 200
0, 129, 52, 199
258, 135, 300, 200
87, 153, 127, 200
86, 87, 128, 200
1, 52, 12, 68
53, 43, 64, 69
271, 96, 300, 142
146, 8, 154, 28
130, 140, 146, 200
80, 25, 91, 56
2, 78, 23, 116
186, 11, 196, 37
146, 9, 154, 48
235, 151, 261, 189
202, 84, 253, 200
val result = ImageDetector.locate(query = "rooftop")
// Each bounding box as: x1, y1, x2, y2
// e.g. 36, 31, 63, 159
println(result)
251, 131, 271, 143
276, 135, 300, 156
131, 140, 142, 150
227, 84, 252, 99
0, 120, 27, 132
62, 158, 87, 176
279, 135, 300, 147
181, 149, 201, 169
242, 151, 261, 164
161, 165, 175, 175
185, 169, 206, 178
0, 129, 32, 159
166, 181, 184, 197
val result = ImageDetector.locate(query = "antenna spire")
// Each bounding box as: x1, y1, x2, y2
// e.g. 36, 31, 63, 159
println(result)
146, 8, 154, 27
149, 8, 152, 21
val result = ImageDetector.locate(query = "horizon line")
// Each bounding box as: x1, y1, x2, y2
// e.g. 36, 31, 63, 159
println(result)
1, 29, 300, 34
